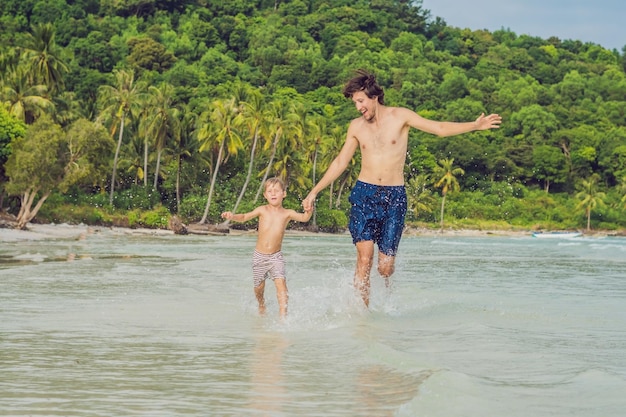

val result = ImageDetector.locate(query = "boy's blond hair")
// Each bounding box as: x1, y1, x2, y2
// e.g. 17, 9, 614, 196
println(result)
264, 177, 286, 191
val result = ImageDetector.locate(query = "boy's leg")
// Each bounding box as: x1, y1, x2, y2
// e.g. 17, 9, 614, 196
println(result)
254, 281, 266, 315
354, 240, 375, 307
274, 278, 288, 319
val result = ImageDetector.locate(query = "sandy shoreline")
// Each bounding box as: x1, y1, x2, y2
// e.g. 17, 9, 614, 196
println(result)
3, 221, 620, 242
0, 223, 173, 242
2, 204, 622, 242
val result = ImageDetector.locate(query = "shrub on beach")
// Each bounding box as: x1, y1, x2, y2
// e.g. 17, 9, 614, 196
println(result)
36, 202, 111, 226
127, 206, 171, 229
314, 206, 348, 233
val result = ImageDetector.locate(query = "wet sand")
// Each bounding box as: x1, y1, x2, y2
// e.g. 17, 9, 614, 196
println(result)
1, 217, 620, 242
0, 221, 535, 242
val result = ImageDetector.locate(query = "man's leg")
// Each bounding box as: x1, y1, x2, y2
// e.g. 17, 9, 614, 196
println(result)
274, 278, 288, 319
254, 281, 266, 315
377, 252, 396, 288
354, 240, 375, 307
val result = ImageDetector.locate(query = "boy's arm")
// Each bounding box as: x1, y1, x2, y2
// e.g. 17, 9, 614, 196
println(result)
221, 207, 262, 222
289, 208, 313, 223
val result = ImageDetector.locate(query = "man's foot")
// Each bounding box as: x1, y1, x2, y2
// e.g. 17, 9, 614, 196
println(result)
258, 303, 266, 316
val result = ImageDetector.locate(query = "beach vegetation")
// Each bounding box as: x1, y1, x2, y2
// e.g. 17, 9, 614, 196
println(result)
0, 0, 624, 233
576, 174, 607, 231
434, 158, 464, 232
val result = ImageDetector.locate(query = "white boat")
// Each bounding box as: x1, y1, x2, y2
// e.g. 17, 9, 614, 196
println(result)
532, 231, 582, 239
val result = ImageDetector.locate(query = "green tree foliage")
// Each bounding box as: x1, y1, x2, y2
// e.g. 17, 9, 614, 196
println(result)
434, 158, 465, 231
406, 173, 435, 221
97, 69, 148, 205
0, 0, 624, 230
22, 22, 69, 94
127, 37, 176, 73
1, 63, 54, 124
532, 145, 568, 192
0, 107, 26, 205
71, 31, 118, 72
197, 97, 244, 224
619, 177, 626, 209
576, 174, 606, 231
5, 115, 112, 228
0, 107, 26, 162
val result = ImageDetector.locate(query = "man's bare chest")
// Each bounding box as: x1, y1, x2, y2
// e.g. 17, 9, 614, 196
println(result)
359, 122, 406, 149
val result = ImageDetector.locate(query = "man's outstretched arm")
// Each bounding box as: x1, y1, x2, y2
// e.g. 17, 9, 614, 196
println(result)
405, 108, 502, 137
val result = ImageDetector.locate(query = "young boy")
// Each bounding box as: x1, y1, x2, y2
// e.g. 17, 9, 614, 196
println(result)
221, 177, 312, 319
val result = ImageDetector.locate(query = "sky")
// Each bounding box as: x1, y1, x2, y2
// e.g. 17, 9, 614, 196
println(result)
422, 0, 625, 51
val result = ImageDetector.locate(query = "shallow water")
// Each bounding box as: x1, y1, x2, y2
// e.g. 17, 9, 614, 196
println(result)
1, 228, 625, 416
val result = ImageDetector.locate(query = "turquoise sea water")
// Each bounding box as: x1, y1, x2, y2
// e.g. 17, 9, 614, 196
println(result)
1, 227, 625, 416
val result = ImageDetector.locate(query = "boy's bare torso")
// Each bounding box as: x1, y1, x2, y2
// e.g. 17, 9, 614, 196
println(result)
255, 206, 293, 254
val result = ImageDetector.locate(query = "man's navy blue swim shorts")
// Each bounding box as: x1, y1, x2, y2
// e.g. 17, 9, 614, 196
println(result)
348, 180, 407, 256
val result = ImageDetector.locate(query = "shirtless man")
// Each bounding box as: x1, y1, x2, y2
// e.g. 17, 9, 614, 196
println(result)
302, 70, 501, 307
222, 177, 312, 318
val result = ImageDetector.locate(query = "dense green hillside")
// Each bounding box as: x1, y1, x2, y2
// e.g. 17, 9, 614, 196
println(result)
1, 0, 625, 231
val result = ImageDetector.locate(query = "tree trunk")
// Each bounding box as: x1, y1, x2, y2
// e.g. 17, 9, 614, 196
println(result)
335, 175, 349, 209
153, 148, 162, 190
175, 154, 182, 214
311, 144, 318, 227
144, 136, 149, 187
16, 188, 51, 230
439, 193, 447, 233
231, 128, 259, 219
199, 141, 225, 224
254, 131, 280, 203
109, 114, 125, 205
329, 181, 333, 210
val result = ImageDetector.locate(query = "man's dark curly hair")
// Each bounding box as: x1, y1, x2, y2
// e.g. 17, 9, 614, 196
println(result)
342, 69, 385, 105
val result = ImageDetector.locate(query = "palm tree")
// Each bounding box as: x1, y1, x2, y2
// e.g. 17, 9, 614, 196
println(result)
254, 99, 296, 203
274, 101, 309, 191
575, 174, 606, 231
320, 125, 353, 209
1, 64, 53, 123
97, 69, 148, 205
117, 134, 145, 185
136, 105, 151, 188
334, 162, 359, 209
171, 107, 199, 214
21, 23, 69, 95
273, 130, 308, 192
145, 82, 179, 190
0, 47, 20, 74
230, 88, 267, 217
325, 142, 360, 210
307, 114, 333, 226
53, 91, 86, 127
406, 174, 436, 220
197, 98, 244, 224
434, 158, 464, 232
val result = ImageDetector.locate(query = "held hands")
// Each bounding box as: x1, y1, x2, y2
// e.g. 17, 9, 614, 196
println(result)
302, 193, 316, 212
221, 211, 233, 220
475, 113, 502, 130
